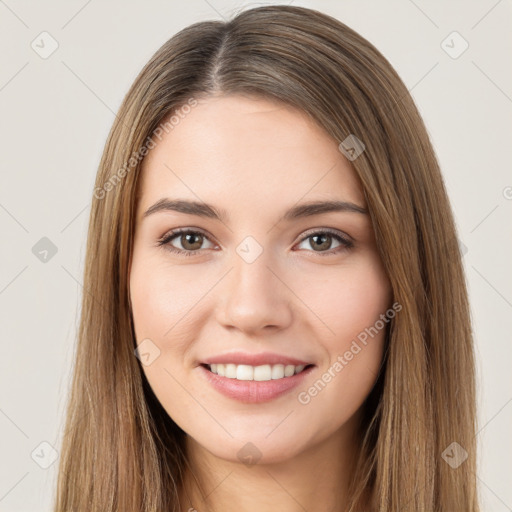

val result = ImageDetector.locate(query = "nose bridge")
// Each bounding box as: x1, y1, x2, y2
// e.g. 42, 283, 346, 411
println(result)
233, 240, 273, 293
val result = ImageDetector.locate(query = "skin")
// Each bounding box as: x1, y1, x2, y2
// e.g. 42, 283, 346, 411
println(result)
129, 94, 392, 512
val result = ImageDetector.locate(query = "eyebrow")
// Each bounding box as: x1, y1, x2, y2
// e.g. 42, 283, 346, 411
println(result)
143, 198, 368, 223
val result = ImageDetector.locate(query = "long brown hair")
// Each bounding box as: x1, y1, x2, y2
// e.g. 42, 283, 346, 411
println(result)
54, 5, 479, 511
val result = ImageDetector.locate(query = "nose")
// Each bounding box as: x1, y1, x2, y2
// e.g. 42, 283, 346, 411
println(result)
216, 248, 293, 335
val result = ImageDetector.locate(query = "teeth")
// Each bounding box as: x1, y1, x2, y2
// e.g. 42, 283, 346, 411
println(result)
226, 364, 237, 378
207, 363, 308, 381
271, 364, 285, 379
237, 365, 253, 380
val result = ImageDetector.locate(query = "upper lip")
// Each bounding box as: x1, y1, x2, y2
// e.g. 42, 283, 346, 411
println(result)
201, 351, 314, 367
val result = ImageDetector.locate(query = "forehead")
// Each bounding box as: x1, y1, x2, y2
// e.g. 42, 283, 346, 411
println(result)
137, 94, 365, 217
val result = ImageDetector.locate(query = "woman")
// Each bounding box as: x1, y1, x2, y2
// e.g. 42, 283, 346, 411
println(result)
54, 5, 479, 511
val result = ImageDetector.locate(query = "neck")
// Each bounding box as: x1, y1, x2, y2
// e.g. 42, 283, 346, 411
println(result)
178, 412, 362, 512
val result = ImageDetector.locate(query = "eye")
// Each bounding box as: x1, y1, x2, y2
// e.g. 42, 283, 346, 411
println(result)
157, 228, 216, 256
295, 228, 354, 256
157, 227, 354, 257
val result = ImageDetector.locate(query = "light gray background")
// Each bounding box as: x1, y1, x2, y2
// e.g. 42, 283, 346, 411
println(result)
0, 1, 511, 510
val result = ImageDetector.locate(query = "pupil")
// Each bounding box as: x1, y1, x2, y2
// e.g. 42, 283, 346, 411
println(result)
312, 234, 330, 251
183, 233, 201, 250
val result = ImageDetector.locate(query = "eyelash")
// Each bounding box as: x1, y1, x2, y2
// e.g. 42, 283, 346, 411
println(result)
156, 227, 354, 257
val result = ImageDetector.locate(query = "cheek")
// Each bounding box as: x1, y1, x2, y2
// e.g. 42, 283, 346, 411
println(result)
129, 249, 214, 406
129, 251, 208, 342
129, 252, 205, 426
303, 256, 392, 345
294, 257, 390, 408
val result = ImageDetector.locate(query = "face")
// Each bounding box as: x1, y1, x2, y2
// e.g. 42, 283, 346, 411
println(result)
129, 94, 392, 464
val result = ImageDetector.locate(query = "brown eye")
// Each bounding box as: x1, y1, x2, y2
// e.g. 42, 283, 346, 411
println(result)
295, 229, 354, 256
157, 229, 215, 256
308, 233, 333, 251
179, 232, 204, 251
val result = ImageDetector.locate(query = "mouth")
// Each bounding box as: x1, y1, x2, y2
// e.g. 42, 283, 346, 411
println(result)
198, 362, 316, 403
201, 362, 315, 381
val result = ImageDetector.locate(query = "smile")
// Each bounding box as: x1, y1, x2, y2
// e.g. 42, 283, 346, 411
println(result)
205, 363, 310, 381
198, 363, 315, 403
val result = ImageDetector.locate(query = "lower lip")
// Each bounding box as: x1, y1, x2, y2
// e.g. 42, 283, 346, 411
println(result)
198, 364, 315, 403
